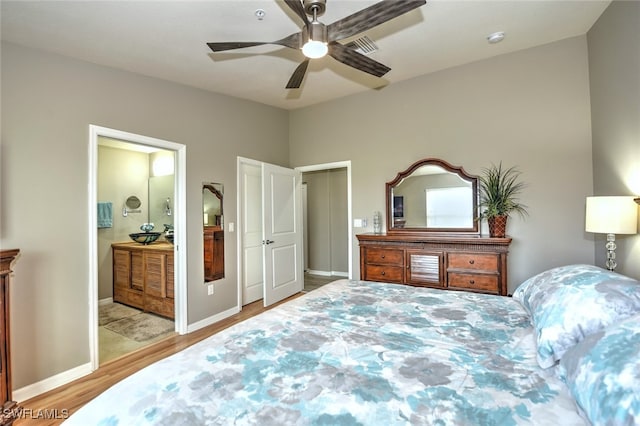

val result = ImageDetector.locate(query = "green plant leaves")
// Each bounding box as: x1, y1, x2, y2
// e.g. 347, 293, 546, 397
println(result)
478, 162, 528, 219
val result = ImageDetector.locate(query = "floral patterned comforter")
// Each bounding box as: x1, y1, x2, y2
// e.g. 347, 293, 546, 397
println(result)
65, 280, 586, 425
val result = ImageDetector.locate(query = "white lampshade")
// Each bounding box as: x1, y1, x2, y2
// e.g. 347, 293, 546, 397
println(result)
585, 196, 638, 234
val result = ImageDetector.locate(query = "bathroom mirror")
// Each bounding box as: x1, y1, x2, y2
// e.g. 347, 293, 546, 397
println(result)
203, 183, 224, 282
149, 175, 174, 230
386, 158, 479, 234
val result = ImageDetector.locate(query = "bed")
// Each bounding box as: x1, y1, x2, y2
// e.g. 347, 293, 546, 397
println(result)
65, 265, 640, 425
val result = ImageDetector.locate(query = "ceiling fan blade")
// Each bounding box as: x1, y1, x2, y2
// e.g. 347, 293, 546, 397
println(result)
207, 32, 301, 52
328, 42, 390, 78
284, 0, 309, 25
286, 60, 310, 89
327, 0, 426, 42
207, 41, 270, 52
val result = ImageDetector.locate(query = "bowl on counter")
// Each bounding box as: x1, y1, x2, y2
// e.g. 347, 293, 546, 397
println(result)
165, 233, 174, 244
129, 232, 161, 245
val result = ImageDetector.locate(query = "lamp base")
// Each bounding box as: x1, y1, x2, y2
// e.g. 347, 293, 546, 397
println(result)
604, 233, 617, 271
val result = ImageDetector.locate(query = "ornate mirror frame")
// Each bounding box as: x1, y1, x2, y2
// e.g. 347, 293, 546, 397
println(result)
386, 158, 479, 235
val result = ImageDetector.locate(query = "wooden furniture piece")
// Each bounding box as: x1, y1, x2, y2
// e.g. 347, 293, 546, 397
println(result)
203, 226, 224, 281
0, 249, 20, 425
359, 158, 514, 296
358, 234, 511, 295
112, 242, 175, 319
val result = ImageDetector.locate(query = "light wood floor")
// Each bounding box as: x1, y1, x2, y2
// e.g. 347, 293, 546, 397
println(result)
15, 294, 302, 426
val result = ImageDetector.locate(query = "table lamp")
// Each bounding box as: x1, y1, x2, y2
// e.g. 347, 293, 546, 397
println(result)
585, 196, 638, 271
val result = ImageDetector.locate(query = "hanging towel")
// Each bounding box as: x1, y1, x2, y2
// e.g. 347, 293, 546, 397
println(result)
97, 202, 113, 228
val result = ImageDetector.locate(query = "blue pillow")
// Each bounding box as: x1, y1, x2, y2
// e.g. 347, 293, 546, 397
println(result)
513, 264, 640, 368
558, 313, 640, 425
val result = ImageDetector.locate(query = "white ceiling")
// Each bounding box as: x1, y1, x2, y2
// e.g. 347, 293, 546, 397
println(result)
1, 0, 610, 110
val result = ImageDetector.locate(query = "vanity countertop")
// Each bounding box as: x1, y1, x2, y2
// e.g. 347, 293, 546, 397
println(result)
112, 241, 174, 251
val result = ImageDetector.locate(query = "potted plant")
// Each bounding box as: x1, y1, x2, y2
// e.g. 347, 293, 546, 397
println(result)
478, 162, 528, 237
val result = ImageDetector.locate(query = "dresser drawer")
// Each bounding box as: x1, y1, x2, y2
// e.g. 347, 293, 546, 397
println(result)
448, 253, 498, 272
363, 265, 404, 283
365, 248, 404, 265
448, 273, 499, 293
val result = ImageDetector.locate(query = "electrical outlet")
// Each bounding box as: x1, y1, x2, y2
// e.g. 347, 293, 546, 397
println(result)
207, 284, 214, 295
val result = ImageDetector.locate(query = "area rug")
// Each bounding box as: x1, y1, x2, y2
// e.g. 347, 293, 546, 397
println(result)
99, 303, 140, 326
104, 313, 175, 342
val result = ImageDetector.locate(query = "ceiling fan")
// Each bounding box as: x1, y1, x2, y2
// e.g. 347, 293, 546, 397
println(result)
207, 0, 426, 89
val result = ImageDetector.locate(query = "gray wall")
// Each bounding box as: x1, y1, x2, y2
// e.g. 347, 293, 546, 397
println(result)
587, 0, 640, 279
1, 42, 289, 389
290, 36, 596, 290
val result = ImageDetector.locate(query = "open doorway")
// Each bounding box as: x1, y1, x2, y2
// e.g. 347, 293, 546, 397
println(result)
88, 125, 187, 371
301, 167, 349, 291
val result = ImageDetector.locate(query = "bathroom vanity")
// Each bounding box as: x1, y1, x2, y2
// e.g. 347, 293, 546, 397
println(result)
112, 242, 174, 319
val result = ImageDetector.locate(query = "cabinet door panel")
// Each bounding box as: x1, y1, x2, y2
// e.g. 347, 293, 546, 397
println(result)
144, 252, 167, 298
131, 251, 144, 291
407, 251, 443, 286
166, 253, 174, 299
113, 249, 131, 289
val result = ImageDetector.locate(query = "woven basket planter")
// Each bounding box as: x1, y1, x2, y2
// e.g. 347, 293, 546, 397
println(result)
488, 215, 508, 238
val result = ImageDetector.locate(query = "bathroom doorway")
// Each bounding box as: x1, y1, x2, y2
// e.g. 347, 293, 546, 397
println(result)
89, 125, 187, 370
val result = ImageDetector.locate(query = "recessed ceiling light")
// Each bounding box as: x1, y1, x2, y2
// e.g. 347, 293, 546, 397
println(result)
487, 31, 505, 44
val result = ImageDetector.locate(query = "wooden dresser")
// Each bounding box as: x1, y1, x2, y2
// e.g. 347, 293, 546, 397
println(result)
0, 249, 20, 425
357, 234, 511, 296
112, 242, 174, 319
203, 226, 224, 281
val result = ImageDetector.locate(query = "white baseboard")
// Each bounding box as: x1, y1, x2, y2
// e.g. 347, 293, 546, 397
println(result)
13, 362, 93, 403
306, 269, 348, 277
186, 305, 240, 333
98, 297, 113, 306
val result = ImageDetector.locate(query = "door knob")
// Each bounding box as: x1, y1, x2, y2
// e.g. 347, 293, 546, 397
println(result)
263, 239, 275, 245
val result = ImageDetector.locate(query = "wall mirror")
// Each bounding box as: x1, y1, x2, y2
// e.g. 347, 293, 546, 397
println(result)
386, 158, 479, 234
203, 182, 224, 282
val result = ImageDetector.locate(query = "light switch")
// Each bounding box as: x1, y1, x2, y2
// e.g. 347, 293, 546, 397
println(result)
354, 218, 368, 228
229, 222, 235, 232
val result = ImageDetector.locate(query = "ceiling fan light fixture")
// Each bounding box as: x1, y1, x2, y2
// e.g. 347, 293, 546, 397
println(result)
302, 19, 328, 59
302, 40, 328, 58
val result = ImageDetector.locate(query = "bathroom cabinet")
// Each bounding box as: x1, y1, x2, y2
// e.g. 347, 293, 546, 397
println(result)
112, 242, 174, 319
0, 249, 20, 425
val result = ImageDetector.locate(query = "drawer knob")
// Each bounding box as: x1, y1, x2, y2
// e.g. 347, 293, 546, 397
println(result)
381, 271, 386, 276
469, 280, 475, 284
469, 260, 475, 265
381, 255, 385, 259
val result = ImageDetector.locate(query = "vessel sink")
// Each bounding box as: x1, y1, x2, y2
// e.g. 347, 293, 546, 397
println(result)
129, 232, 161, 245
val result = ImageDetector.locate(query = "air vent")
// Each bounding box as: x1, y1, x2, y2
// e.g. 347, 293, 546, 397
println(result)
344, 36, 378, 55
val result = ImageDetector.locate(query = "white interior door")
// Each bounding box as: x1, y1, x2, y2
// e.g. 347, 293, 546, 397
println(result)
240, 162, 264, 305
262, 162, 303, 306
